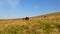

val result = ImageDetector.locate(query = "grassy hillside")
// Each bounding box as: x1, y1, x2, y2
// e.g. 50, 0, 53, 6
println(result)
0, 12, 60, 34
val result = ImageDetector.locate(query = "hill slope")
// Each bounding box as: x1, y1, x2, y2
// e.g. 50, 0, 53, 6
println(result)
0, 12, 60, 34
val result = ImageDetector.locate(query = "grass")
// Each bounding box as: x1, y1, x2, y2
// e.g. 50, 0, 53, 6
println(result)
0, 12, 60, 34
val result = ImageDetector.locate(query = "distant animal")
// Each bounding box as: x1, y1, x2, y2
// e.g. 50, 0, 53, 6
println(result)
43, 16, 46, 18
23, 17, 29, 20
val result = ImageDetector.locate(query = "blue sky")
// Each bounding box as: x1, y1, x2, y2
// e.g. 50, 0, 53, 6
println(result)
0, 0, 60, 19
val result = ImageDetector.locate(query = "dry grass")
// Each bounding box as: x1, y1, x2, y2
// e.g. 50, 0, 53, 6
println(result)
0, 12, 60, 34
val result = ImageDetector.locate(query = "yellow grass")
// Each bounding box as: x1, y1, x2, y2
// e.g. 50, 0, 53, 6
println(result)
0, 12, 60, 34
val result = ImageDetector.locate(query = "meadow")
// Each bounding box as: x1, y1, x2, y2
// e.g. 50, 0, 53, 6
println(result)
0, 12, 60, 34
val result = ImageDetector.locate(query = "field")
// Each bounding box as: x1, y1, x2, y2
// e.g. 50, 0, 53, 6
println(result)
0, 12, 60, 34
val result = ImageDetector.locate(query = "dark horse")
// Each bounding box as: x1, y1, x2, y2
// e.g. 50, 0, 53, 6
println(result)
23, 17, 29, 20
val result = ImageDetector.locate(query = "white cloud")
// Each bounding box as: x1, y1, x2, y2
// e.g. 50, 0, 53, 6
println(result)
0, 0, 20, 8
7, 0, 20, 8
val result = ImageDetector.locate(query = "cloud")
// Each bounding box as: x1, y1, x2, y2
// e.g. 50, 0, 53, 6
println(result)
7, 0, 20, 8
0, 0, 20, 8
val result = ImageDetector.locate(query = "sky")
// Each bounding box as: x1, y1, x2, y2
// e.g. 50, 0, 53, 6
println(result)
0, 0, 60, 19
